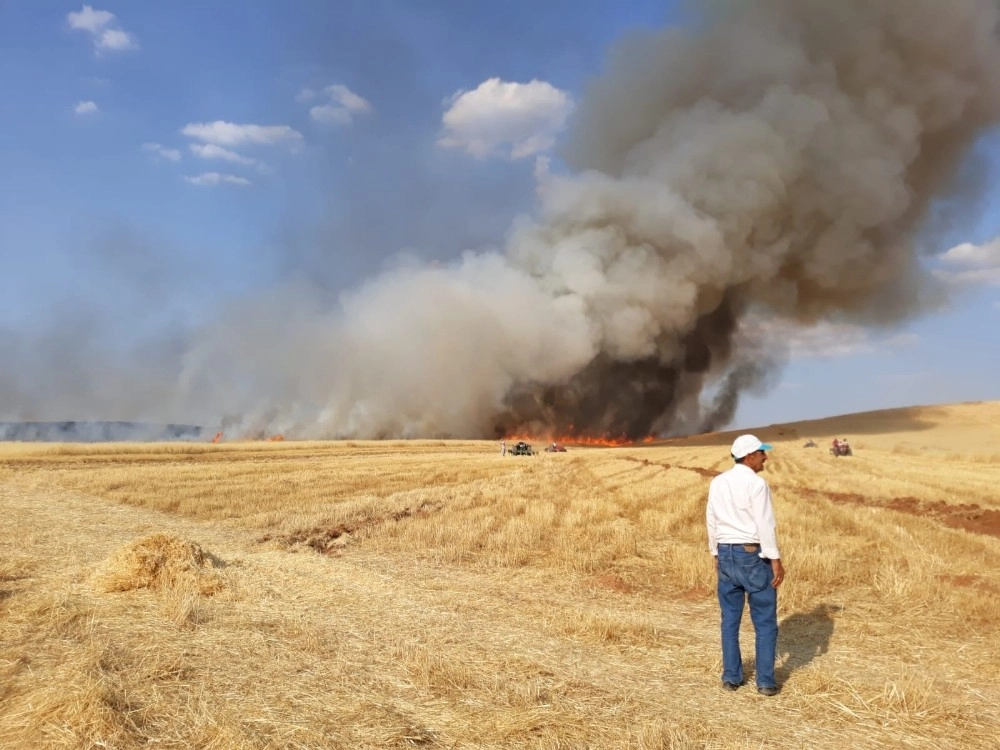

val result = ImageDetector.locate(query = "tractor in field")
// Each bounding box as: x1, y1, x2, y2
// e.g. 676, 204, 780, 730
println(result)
545, 442, 567, 452
830, 438, 852, 457
510, 441, 535, 456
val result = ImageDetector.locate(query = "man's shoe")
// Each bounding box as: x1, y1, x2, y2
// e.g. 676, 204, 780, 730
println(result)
721, 681, 742, 691
757, 686, 780, 696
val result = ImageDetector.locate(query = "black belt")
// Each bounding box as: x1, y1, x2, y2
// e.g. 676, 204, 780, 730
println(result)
718, 542, 760, 549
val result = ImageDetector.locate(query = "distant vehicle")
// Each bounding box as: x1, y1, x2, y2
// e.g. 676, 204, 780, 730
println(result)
511, 441, 534, 456
830, 439, 853, 457
545, 442, 567, 452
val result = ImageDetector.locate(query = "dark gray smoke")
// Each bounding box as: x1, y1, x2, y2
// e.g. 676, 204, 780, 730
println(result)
5, 0, 1000, 440
491, 0, 1000, 438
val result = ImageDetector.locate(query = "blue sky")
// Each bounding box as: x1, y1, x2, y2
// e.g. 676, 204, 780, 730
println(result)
1, 1, 998, 434
1, 1, 676, 316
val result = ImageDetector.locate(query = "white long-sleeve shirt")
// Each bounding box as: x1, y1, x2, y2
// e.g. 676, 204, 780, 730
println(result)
706, 463, 781, 559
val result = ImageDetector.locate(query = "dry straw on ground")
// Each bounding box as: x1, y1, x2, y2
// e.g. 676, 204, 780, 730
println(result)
93, 533, 226, 596
1, 401, 999, 749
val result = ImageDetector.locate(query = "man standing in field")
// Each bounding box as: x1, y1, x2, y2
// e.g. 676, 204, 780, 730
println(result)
707, 434, 785, 696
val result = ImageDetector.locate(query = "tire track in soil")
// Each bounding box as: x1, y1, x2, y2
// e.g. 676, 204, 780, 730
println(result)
255, 499, 445, 554
618, 456, 718, 478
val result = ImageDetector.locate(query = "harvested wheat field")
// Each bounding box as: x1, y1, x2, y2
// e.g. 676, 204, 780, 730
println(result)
1, 401, 999, 749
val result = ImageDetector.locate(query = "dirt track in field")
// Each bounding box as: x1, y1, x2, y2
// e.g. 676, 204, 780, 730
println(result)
620, 454, 1000, 539
793, 487, 1000, 539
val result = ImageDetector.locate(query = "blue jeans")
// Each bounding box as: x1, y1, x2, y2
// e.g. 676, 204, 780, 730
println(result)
716, 545, 778, 688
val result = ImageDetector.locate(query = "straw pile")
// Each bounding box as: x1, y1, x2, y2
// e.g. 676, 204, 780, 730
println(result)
93, 533, 224, 596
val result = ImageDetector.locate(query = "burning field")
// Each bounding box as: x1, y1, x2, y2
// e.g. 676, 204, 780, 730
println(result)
0, 401, 998, 748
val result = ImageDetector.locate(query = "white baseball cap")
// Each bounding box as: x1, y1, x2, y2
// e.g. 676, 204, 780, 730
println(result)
731, 434, 773, 460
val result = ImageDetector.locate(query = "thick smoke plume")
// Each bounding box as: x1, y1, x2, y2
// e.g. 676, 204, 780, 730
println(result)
493, 0, 1000, 439
6, 0, 1000, 440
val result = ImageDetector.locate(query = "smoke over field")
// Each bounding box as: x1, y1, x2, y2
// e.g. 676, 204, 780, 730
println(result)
6, 0, 1000, 440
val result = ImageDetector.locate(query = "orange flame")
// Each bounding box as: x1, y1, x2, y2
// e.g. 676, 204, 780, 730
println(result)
267, 434, 285, 442
210, 431, 224, 444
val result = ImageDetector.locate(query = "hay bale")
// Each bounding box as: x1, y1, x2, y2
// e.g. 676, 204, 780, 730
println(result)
94, 533, 224, 596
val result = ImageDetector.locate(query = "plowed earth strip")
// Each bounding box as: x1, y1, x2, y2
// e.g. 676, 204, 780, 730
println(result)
797, 487, 1000, 538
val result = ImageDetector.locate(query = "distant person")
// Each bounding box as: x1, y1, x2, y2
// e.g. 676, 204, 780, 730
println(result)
500, 439, 506, 457
832, 438, 840, 452
706, 434, 785, 696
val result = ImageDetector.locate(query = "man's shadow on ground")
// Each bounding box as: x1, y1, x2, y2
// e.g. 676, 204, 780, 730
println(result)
775, 603, 840, 685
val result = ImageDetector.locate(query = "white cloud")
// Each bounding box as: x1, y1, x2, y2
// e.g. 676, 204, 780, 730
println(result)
189, 143, 256, 166
181, 121, 303, 147
67, 5, 114, 32
308, 84, 373, 125
940, 238, 1000, 267
183, 172, 252, 187
67, 5, 137, 53
98, 28, 137, 51
142, 143, 181, 161
74, 100, 98, 115
935, 267, 1000, 286
935, 238, 1000, 287
310, 106, 352, 125
438, 78, 573, 159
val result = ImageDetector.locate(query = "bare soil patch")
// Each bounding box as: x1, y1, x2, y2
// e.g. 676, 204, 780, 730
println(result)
936, 574, 1000, 595
588, 574, 635, 594
680, 465, 717, 478
619, 455, 717, 478
678, 585, 712, 601
802, 488, 1000, 539
257, 499, 444, 554
886, 497, 1000, 538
